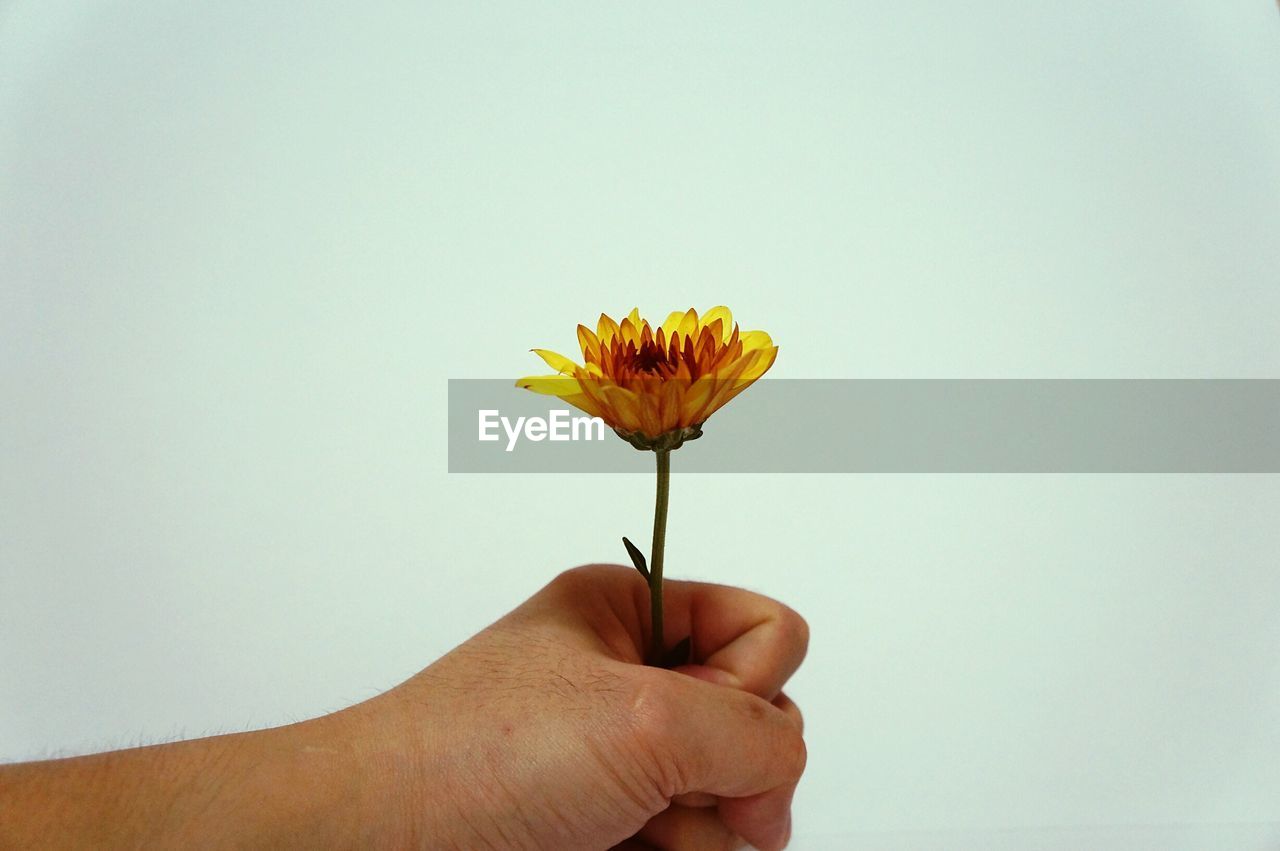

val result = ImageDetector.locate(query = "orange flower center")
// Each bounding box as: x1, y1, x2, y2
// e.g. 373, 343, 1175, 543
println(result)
594, 323, 739, 385
632, 340, 668, 375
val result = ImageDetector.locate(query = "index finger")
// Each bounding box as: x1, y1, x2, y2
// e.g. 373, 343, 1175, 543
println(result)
670, 578, 809, 701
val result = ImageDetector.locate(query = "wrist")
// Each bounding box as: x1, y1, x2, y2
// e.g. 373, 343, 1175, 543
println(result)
271, 702, 423, 848
343, 679, 519, 850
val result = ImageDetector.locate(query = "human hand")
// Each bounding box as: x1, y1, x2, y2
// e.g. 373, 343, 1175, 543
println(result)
344, 564, 809, 850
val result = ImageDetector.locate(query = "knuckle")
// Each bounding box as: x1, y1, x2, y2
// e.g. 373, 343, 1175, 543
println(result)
551, 563, 599, 588
549, 563, 626, 594
619, 673, 688, 798
623, 672, 677, 745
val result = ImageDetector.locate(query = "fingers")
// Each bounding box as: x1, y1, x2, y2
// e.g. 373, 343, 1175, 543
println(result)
717, 692, 803, 851
640, 671, 806, 804
636, 805, 746, 851
676, 582, 809, 702
672, 690, 802, 812
521, 568, 807, 850
537, 565, 809, 702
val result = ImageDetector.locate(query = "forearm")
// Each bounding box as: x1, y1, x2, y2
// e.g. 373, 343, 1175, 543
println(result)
0, 706, 410, 849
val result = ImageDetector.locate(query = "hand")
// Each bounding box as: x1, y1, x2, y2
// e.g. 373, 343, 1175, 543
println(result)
0, 565, 808, 850
353, 564, 809, 850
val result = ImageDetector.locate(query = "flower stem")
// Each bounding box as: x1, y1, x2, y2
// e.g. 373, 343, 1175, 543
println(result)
647, 449, 671, 666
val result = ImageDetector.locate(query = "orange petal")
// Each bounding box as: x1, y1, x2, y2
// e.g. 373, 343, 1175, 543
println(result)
599, 384, 645, 434
702, 318, 725, 350
619, 315, 640, 346
659, 378, 685, 434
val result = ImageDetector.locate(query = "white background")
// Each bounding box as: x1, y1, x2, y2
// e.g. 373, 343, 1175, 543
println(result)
2, 3, 1279, 847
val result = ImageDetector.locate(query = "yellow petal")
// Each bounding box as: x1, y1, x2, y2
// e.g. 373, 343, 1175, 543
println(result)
680, 376, 717, 427
577, 324, 601, 363
619, 316, 640, 346
709, 347, 778, 413
559, 392, 604, 419
531, 348, 580, 375
515, 375, 582, 397
677, 307, 699, 338
741, 345, 778, 381
660, 310, 686, 340
701, 306, 733, 342
596, 313, 621, 346
688, 352, 758, 422
576, 378, 613, 425
626, 307, 642, 330
739, 329, 773, 352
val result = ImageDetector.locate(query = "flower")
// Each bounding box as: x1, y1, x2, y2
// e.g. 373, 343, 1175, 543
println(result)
517, 306, 777, 451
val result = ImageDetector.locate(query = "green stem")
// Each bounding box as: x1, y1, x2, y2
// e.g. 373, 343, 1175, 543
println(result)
648, 449, 671, 666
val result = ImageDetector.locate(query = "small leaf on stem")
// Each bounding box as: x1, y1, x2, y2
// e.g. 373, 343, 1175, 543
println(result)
622, 536, 649, 579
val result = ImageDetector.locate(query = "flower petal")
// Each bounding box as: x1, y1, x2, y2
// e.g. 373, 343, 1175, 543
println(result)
577, 324, 602, 363
515, 375, 583, 397
660, 311, 685, 340
741, 345, 778, 381
677, 307, 699, 338
701, 305, 733, 342
659, 378, 684, 434
739, 329, 773, 352
521, 306, 774, 436
531, 348, 580, 375
619, 315, 640, 346
702, 319, 725, 351
709, 347, 778, 414
599, 384, 646, 434
559, 392, 604, 419
597, 313, 621, 346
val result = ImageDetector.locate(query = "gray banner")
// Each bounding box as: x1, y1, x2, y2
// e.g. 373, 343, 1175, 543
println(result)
448, 379, 1280, 473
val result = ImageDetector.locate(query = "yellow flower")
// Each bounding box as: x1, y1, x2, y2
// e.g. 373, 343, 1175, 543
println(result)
517, 306, 777, 450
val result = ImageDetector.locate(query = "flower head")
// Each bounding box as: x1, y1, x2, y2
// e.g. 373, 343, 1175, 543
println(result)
517, 306, 777, 450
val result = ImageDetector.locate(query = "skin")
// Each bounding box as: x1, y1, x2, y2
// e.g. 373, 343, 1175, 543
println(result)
0, 565, 809, 850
